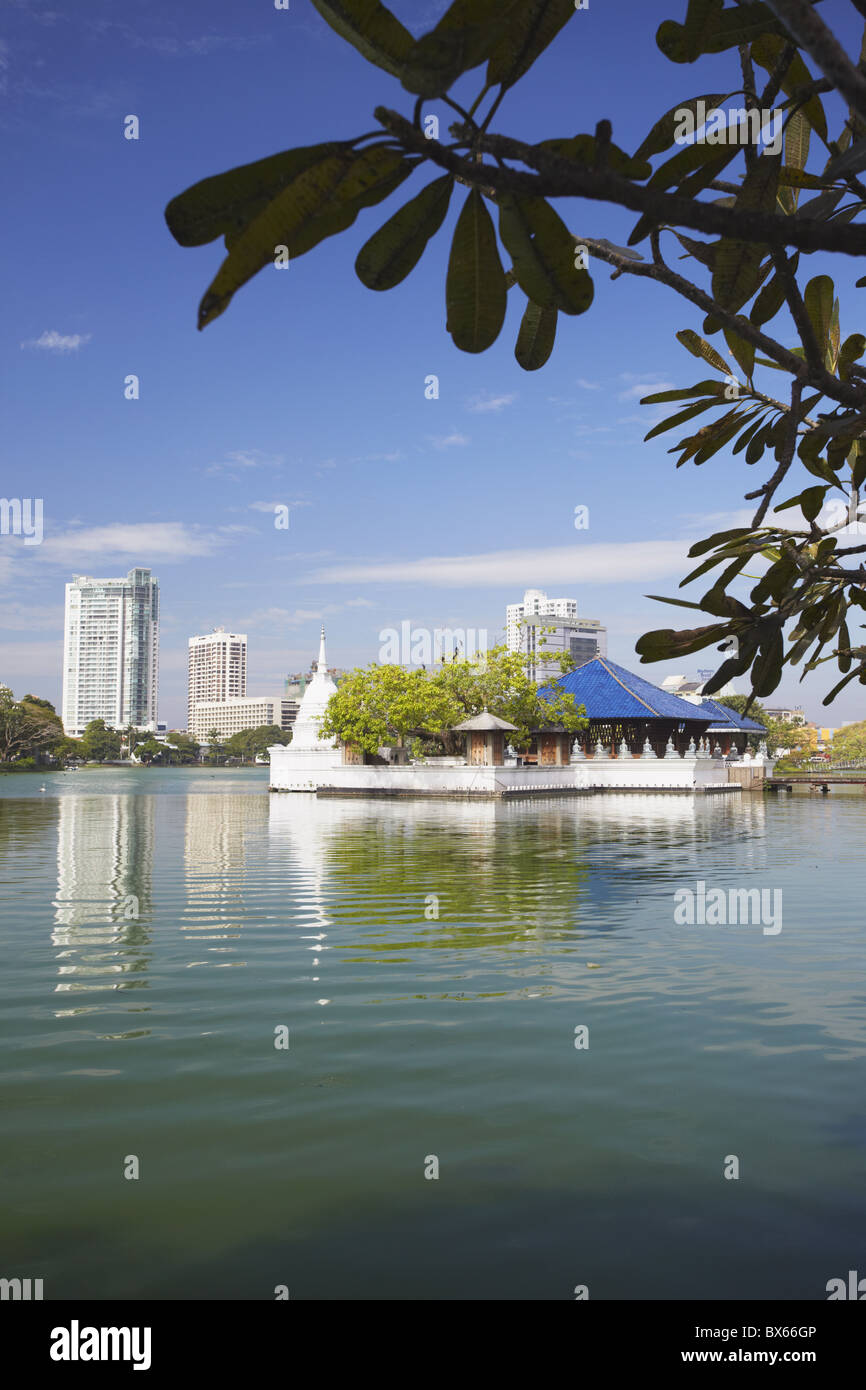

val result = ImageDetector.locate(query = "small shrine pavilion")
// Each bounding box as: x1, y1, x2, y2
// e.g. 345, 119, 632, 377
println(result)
453, 710, 517, 765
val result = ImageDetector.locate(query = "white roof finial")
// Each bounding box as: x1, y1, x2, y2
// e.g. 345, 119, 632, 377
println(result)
317, 625, 327, 671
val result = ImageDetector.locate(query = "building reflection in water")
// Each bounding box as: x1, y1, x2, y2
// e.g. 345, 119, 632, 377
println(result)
52, 794, 154, 1010
182, 794, 267, 966
267, 795, 337, 1003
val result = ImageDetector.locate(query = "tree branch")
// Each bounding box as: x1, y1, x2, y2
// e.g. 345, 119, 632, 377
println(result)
763, 0, 866, 125
374, 108, 866, 259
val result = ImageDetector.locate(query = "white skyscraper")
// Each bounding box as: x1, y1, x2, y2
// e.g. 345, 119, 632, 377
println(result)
506, 588, 607, 683
62, 568, 160, 737
187, 628, 247, 731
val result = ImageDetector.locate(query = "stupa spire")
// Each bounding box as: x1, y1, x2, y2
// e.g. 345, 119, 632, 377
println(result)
317, 625, 327, 672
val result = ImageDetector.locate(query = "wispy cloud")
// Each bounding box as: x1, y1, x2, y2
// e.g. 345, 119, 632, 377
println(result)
429, 432, 469, 449
38, 522, 221, 565
21, 330, 91, 353
205, 449, 283, 478
576, 378, 602, 391
618, 380, 675, 402
306, 540, 691, 588
247, 499, 310, 514
466, 392, 516, 413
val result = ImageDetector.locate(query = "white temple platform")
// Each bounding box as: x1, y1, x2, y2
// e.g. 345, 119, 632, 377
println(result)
271, 753, 738, 799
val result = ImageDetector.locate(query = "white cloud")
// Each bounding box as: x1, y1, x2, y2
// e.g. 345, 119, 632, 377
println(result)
21, 330, 91, 353
248, 499, 310, 513
39, 522, 221, 564
576, 378, 602, 391
618, 380, 675, 402
205, 449, 282, 477
346, 597, 375, 608
429, 432, 469, 449
306, 540, 691, 588
466, 392, 516, 413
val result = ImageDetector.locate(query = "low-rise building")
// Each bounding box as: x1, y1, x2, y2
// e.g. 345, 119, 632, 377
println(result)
191, 695, 298, 742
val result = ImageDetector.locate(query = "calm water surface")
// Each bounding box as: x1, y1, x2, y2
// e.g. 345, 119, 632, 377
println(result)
1, 768, 864, 1299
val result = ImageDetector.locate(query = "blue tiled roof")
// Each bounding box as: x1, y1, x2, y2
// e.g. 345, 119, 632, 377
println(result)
699, 698, 767, 733
539, 657, 712, 723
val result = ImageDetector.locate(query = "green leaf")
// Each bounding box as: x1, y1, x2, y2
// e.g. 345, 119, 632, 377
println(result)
851, 440, 866, 490
498, 195, 593, 315
538, 134, 651, 181
310, 0, 414, 78
785, 107, 811, 174
635, 622, 728, 661
669, 230, 719, 269
750, 35, 827, 143
400, 0, 519, 97
197, 146, 411, 329
355, 174, 453, 290
446, 188, 508, 353
644, 398, 719, 441
641, 380, 726, 404
658, 1, 787, 63
723, 326, 755, 381
774, 485, 827, 520
750, 253, 798, 327
676, 328, 732, 375
838, 332, 866, 381
752, 626, 784, 697
712, 151, 780, 312
486, 0, 575, 90
165, 142, 350, 248
803, 274, 834, 366
514, 300, 557, 370
733, 411, 769, 455
634, 94, 729, 161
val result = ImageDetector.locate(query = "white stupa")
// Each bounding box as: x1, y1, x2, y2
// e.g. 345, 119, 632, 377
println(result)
268, 627, 343, 792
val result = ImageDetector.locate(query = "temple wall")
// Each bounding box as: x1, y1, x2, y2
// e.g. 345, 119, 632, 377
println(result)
270, 757, 733, 797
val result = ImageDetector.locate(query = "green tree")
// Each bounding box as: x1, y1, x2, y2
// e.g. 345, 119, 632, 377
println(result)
320, 647, 586, 755
166, 731, 201, 764
0, 686, 64, 762
320, 664, 456, 755
224, 724, 291, 762
432, 644, 585, 751
52, 736, 84, 764
135, 738, 165, 765
829, 718, 866, 760
80, 720, 122, 762
166, 0, 866, 711
205, 728, 225, 764
770, 718, 818, 763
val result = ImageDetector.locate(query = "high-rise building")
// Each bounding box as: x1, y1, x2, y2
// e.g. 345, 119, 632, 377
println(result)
62, 568, 159, 737
187, 629, 247, 730
506, 588, 607, 683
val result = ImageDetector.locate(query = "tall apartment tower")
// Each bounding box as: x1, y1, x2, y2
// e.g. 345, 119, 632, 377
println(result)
506, 588, 607, 683
62, 568, 160, 737
187, 629, 247, 731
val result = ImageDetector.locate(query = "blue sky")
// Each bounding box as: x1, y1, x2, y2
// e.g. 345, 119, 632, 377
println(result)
2, 0, 864, 728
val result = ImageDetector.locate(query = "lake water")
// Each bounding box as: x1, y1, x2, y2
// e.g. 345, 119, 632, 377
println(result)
1, 768, 864, 1300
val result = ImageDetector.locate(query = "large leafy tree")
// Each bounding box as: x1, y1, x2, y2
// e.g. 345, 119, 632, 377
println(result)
224, 724, 292, 761
166, 0, 866, 711
319, 647, 586, 754
827, 716, 866, 757
0, 687, 63, 762
80, 719, 122, 762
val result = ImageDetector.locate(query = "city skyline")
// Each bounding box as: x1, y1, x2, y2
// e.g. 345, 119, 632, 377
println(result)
3, 0, 864, 729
